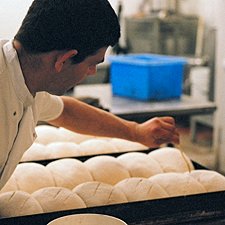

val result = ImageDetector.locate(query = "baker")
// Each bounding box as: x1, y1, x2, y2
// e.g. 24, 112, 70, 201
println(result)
0, 0, 179, 190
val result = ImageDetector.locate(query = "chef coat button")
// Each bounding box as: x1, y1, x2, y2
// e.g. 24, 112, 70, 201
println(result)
13, 111, 16, 116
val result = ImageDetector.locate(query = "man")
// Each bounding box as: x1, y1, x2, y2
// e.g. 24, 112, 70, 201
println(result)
0, 0, 179, 190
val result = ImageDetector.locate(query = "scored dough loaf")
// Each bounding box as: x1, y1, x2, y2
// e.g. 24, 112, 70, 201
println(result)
0, 191, 43, 218
73, 181, 128, 207
58, 127, 94, 143
32, 187, 86, 213
20, 143, 50, 162
79, 139, 118, 155
149, 172, 205, 197
12, 163, 55, 193
35, 125, 65, 145
188, 170, 225, 192
84, 155, 130, 185
109, 138, 148, 152
149, 147, 194, 173
0, 173, 18, 194
46, 158, 93, 189
117, 152, 163, 178
115, 177, 169, 202
46, 142, 81, 159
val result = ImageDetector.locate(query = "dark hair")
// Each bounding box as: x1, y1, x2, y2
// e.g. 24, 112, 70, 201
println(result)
14, 0, 120, 63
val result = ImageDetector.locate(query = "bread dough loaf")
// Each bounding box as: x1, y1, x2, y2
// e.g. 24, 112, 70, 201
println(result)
115, 177, 169, 202
189, 170, 225, 192
32, 187, 86, 213
109, 138, 148, 152
46, 158, 93, 189
0, 191, 43, 217
46, 142, 81, 159
79, 139, 118, 155
149, 147, 194, 172
0, 174, 18, 194
12, 163, 55, 193
35, 125, 65, 145
149, 172, 205, 197
20, 143, 50, 162
84, 155, 130, 185
58, 127, 94, 143
73, 181, 128, 207
117, 152, 163, 178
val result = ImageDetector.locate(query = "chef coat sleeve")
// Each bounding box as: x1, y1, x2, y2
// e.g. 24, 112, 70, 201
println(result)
34, 92, 64, 122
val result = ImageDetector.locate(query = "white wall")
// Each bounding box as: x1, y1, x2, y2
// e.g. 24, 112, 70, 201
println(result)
212, 0, 225, 173
0, 0, 33, 39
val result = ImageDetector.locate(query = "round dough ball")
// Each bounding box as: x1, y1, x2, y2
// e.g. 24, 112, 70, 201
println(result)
73, 181, 128, 207
149, 147, 194, 173
79, 139, 118, 155
0, 191, 43, 218
117, 152, 163, 178
46, 142, 81, 159
84, 155, 130, 185
58, 127, 94, 143
20, 143, 50, 162
115, 177, 169, 202
47, 158, 93, 189
13, 163, 55, 193
109, 138, 148, 152
189, 170, 225, 192
0, 174, 18, 194
32, 187, 86, 213
149, 172, 205, 197
35, 125, 64, 145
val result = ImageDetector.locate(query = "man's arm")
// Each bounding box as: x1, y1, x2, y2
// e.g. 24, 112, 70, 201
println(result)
49, 96, 179, 148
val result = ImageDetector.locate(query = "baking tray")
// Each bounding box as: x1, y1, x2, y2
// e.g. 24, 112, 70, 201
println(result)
1, 190, 225, 225
1, 159, 223, 225
3, 146, 222, 224
19, 148, 156, 165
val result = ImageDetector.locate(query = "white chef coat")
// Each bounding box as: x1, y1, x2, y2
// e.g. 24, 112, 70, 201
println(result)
0, 40, 64, 189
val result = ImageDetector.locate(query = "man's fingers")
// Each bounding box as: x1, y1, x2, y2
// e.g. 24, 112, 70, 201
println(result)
152, 127, 180, 145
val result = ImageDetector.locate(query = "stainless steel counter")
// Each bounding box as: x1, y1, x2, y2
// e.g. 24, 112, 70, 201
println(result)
74, 84, 216, 120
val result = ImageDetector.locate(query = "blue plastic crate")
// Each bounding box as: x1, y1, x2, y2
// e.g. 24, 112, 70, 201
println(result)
108, 54, 187, 101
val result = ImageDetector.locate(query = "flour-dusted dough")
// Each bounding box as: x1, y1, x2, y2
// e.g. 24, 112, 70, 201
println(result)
12, 163, 55, 193
73, 181, 128, 207
20, 143, 50, 162
149, 147, 194, 172
149, 172, 205, 197
35, 125, 64, 145
0, 191, 43, 218
0, 174, 18, 194
79, 139, 118, 155
47, 158, 93, 189
84, 155, 130, 185
46, 142, 81, 159
109, 138, 148, 152
32, 187, 86, 213
58, 127, 94, 143
115, 177, 169, 202
117, 152, 163, 178
188, 170, 225, 192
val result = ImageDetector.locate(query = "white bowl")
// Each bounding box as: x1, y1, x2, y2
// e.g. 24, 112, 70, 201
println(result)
47, 213, 127, 225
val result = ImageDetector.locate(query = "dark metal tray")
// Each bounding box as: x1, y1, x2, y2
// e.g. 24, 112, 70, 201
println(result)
1, 190, 225, 225
20, 148, 156, 165
2, 149, 223, 224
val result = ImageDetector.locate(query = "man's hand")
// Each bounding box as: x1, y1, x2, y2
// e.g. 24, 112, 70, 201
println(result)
134, 116, 180, 148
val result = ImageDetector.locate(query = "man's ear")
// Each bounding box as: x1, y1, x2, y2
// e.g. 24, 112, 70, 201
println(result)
55, 50, 78, 72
